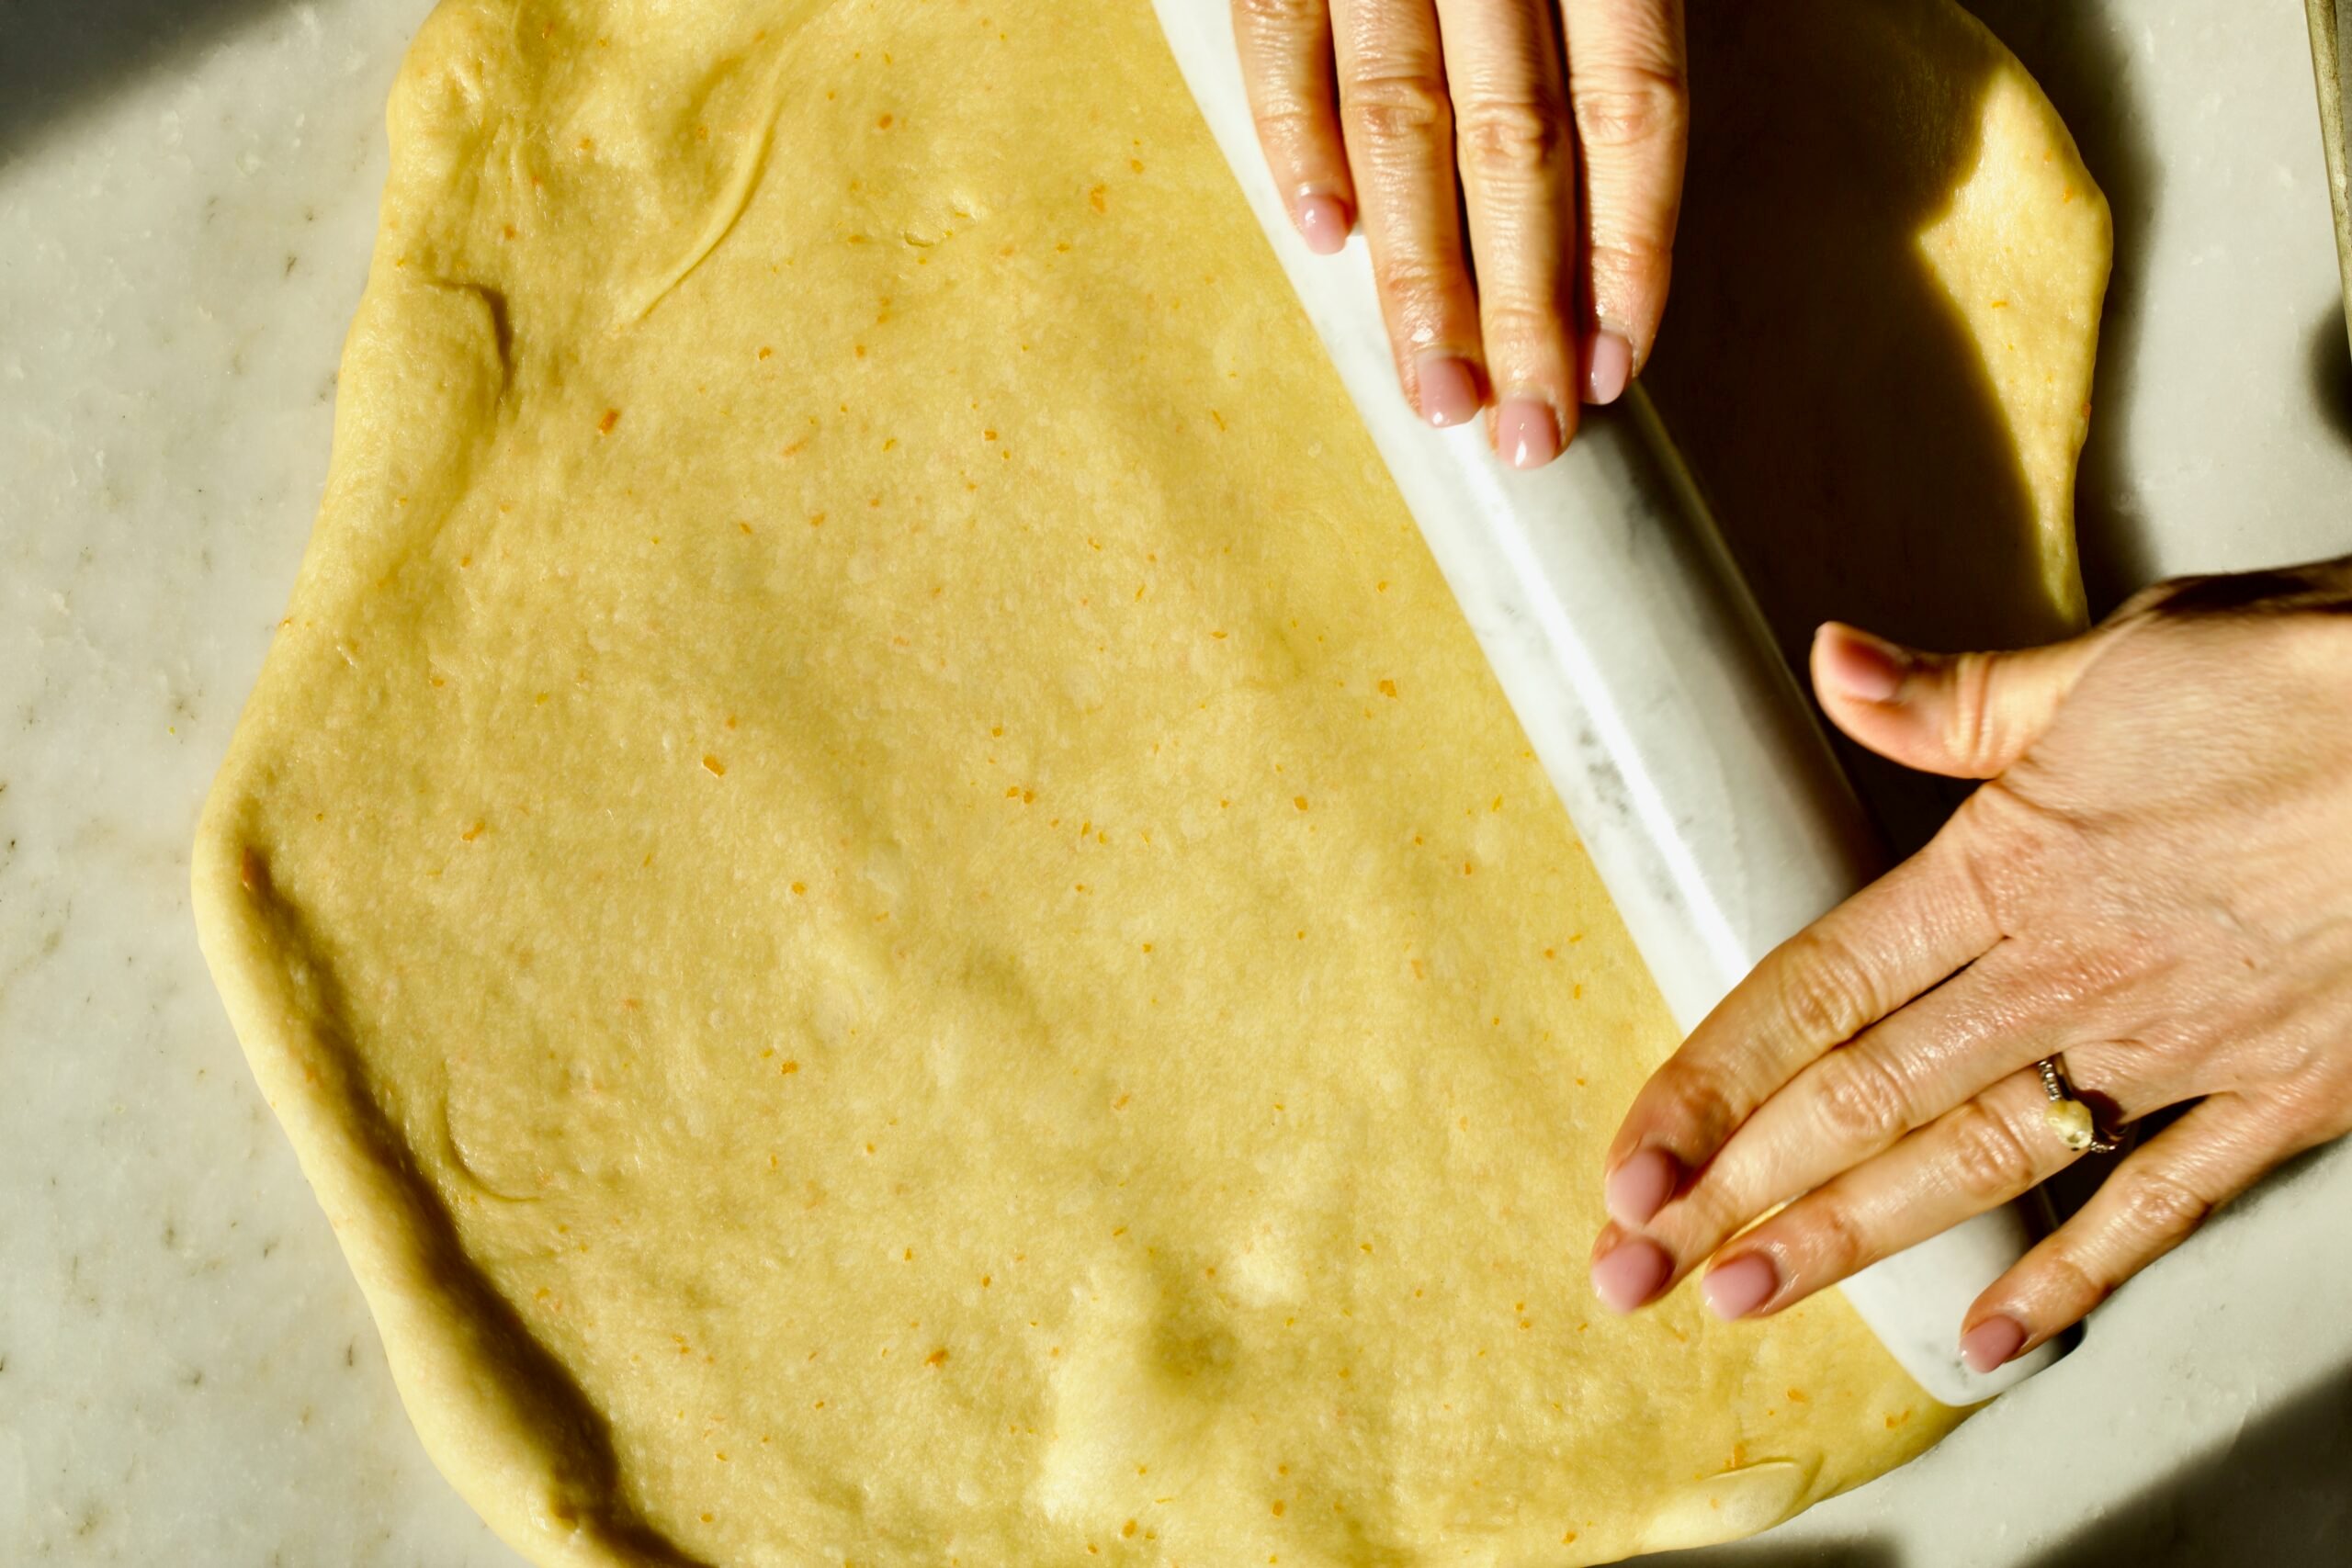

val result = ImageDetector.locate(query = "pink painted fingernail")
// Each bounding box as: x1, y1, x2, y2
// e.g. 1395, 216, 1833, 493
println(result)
1819, 625, 1910, 704
1416, 354, 1480, 429
1604, 1146, 1679, 1228
1585, 330, 1633, 405
1702, 1253, 1780, 1321
1497, 395, 1561, 469
1295, 193, 1350, 255
1590, 1237, 1674, 1313
1959, 1314, 2028, 1373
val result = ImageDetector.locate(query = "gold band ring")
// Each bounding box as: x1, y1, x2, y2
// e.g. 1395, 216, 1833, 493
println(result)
2036, 1055, 2126, 1155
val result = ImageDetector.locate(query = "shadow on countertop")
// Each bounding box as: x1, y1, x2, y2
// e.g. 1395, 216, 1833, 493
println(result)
2018, 1357, 2352, 1568
0, 0, 299, 165
1637, 1538, 1901, 1568
1625, 1359, 2352, 1568
1644, 1145, 2351, 1567
2306, 296, 2352, 446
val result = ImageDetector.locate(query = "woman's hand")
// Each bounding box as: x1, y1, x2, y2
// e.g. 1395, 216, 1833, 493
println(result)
1589, 558, 2352, 1373
1230, 0, 1688, 468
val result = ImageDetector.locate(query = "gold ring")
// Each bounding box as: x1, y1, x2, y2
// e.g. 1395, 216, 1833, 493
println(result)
2036, 1055, 2124, 1155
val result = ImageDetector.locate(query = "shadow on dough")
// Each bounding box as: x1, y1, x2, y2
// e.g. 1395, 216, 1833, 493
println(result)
1647, 0, 2083, 852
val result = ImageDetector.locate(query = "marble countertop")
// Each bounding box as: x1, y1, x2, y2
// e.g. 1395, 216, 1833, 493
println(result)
4, 1, 2349, 1563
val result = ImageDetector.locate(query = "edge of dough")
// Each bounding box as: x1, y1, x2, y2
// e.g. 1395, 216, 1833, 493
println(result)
193, 823, 667, 1568
187, 1, 2074, 1562
192, 7, 684, 1562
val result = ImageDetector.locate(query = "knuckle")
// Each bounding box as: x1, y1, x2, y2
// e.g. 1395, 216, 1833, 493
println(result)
1250, 102, 1327, 153
1814, 1050, 1912, 1146
2039, 1245, 2112, 1314
1478, 297, 1571, 356
1583, 239, 1674, 339
1772, 930, 1881, 1045
1587, 234, 1673, 292
2273, 1070, 2352, 1142
1372, 254, 1454, 316
1572, 63, 1690, 154
2112, 1169, 2212, 1241
1950, 791, 2064, 931
1455, 93, 1569, 181
1235, 0, 1323, 29
1940, 651, 2006, 771
1657, 1056, 1740, 1146
1946, 1100, 2039, 1201
2031, 948, 2131, 1013
1343, 71, 1451, 148
1804, 1192, 1874, 1278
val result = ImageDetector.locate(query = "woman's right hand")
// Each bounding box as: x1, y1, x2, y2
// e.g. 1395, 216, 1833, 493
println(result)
1230, 0, 1689, 468
1589, 558, 2352, 1373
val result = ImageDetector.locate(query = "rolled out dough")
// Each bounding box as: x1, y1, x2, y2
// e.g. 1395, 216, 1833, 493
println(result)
194, 1, 2107, 1563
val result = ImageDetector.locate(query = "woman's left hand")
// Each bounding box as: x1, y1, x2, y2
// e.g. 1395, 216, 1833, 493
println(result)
1228, 0, 1689, 467
1588, 558, 2352, 1373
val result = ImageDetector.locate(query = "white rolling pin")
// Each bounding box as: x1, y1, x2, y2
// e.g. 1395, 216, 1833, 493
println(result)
1153, 0, 2058, 1406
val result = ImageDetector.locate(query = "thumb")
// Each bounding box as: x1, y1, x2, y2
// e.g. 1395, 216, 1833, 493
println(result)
1810, 622, 2109, 779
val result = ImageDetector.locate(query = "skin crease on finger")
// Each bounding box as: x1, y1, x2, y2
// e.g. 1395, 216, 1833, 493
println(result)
1562, 0, 1689, 399
1232, 0, 1689, 459
1325, 0, 1487, 428
1590, 558, 2352, 1371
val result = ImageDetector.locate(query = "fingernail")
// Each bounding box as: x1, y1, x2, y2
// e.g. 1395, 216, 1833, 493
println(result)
1496, 395, 1561, 469
1295, 193, 1350, 256
1604, 1146, 1679, 1228
1820, 625, 1910, 704
1416, 355, 1480, 429
1590, 1237, 1674, 1314
1959, 1314, 2028, 1373
1585, 330, 1633, 405
1702, 1253, 1780, 1321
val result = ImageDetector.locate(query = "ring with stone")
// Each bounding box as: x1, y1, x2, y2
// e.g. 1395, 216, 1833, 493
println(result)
2036, 1054, 2125, 1155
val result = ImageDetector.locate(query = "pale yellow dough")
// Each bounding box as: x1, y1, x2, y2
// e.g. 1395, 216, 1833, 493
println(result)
193, 2, 2106, 1565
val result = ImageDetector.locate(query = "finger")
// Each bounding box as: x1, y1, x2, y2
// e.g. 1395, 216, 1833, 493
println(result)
1811, 622, 2114, 780
1331, 0, 1486, 426
1959, 1091, 2290, 1371
1634, 946, 2065, 1276
1233, 0, 1358, 254
1562, 0, 1687, 403
1693, 1069, 2098, 1320
1601, 819, 2003, 1227
1589, 1217, 1674, 1314
1430, 0, 1577, 467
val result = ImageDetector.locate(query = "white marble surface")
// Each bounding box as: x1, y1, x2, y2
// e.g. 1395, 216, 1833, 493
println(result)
4, 2, 2351, 1565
